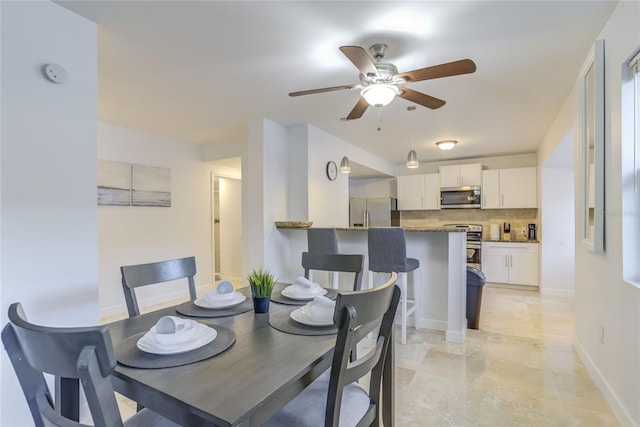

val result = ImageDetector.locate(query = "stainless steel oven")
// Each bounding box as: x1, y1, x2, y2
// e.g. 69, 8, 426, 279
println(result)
444, 224, 483, 270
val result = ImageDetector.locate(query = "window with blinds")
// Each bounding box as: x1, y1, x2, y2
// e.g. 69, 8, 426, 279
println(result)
622, 47, 640, 287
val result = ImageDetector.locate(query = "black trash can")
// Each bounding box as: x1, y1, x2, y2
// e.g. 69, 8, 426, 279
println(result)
466, 266, 486, 329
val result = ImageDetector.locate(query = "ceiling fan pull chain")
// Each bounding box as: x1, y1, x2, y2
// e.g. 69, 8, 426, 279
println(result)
377, 107, 383, 131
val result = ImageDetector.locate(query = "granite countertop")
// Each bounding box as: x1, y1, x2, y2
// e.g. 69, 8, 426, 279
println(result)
482, 239, 539, 244
275, 225, 466, 232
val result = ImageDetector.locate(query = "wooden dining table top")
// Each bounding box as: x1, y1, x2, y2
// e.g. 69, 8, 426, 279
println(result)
106, 285, 339, 426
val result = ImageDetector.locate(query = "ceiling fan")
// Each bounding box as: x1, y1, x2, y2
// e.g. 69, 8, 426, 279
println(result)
289, 44, 476, 121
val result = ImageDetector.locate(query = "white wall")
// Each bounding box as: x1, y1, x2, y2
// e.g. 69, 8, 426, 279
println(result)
0, 2, 97, 424
538, 2, 640, 424
97, 123, 214, 317
540, 163, 575, 295
307, 126, 350, 227
349, 178, 397, 199
395, 152, 538, 176
219, 177, 242, 280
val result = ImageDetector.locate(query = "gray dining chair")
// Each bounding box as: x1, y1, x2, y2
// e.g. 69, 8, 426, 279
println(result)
302, 252, 364, 291
121, 256, 197, 317
307, 228, 340, 288
1, 302, 180, 427
368, 227, 420, 344
263, 272, 399, 427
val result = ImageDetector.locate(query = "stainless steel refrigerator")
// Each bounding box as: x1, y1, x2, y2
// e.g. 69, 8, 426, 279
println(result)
349, 197, 400, 228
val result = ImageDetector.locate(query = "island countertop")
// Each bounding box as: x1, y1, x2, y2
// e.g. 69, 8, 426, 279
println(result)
275, 225, 467, 233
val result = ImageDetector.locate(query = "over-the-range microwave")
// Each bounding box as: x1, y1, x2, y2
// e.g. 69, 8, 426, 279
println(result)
440, 186, 481, 209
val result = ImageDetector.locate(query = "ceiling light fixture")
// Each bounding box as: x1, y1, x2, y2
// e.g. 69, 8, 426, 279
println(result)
360, 84, 400, 107
436, 140, 457, 151
406, 149, 419, 169
339, 156, 351, 174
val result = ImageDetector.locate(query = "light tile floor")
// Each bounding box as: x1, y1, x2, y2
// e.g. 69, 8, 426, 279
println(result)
393, 285, 619, 426
106, 285, 619, 426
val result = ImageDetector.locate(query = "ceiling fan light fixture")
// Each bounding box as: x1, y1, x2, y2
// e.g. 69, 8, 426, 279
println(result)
406, 149, 419, 169
436, 140, 457, 151
360, 84, 400, 107
339, 156, 351, 173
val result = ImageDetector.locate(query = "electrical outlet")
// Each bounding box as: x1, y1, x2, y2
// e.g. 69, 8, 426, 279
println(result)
599, 325, 605, 345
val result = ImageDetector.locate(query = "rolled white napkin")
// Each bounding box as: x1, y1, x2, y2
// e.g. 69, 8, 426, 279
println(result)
292, 276, 317, 289
290, 276, 320, 297
151, 316, 198, 345
307, 295, 335, 322
202, 281, 235, 303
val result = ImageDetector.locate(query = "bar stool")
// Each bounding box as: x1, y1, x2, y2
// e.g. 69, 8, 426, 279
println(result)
367, 228, 419, 344
307, 228, 339, 288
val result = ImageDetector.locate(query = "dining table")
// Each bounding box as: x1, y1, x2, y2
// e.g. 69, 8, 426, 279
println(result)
97, 284, 395, 426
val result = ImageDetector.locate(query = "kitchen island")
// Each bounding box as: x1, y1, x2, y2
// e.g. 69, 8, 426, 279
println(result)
275, 225, 467, 343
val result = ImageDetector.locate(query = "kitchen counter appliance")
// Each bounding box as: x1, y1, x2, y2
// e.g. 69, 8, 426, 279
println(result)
349, 197, 399, 228
440, 186, 481, 209
443, 224, 483, 269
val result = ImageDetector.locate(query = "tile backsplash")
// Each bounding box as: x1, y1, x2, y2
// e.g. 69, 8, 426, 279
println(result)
401, 208, 539, 241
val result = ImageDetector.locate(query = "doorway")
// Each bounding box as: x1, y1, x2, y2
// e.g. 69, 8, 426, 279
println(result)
209, 158, 242, 284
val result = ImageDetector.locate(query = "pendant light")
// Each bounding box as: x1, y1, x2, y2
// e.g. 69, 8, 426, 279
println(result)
339, 156, 351, 173
406, 148, 419, 169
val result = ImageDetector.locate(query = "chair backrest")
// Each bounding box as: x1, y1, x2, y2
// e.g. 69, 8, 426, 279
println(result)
121, 256, 197, 317
326, 272, 400, 426
1, 302, 123, 427
307, 228, 339, 254
301, 252, 364, 291
368, 227, 409, 272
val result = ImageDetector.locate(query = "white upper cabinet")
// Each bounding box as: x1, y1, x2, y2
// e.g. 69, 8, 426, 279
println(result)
397, 173, 440, 210
482, 169, 500, 208
439, 163, 482, 187
482, 167, 537, 209
397, 175, 424, 210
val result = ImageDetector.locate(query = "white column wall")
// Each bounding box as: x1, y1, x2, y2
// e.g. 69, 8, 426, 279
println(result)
97, 123, 213, 317
0, 2, 98, 425
540, 163, 575, 295
307, 126, 350, 227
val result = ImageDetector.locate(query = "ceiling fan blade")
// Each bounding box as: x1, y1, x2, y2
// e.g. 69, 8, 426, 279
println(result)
339, 46, 379, 78
398, 87, 446, 109
345, 98, 369, 121
289, 85, 355, 97
399, 59, 476, 82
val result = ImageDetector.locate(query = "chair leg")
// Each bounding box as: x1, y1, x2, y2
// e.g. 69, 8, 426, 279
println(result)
400, 272, 408, 345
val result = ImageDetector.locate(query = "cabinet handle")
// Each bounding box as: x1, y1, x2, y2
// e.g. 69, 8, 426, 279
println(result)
501, 194, 504, 207
510, 254, 513, 267
505, 254, 508, 267
421, 196, 424, 209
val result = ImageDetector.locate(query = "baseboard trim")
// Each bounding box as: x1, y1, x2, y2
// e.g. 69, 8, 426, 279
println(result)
416, 318, 447, 331
574, 336, 637, 426
99, 284, 212, 319
539, 288, 575, 297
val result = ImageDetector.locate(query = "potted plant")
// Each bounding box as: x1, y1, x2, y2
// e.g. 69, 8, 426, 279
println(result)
247, 267, 276, 313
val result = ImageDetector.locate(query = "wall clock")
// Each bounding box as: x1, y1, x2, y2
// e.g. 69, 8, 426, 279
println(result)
326, 161, 338, 181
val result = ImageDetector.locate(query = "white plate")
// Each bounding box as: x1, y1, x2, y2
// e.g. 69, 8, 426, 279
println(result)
194, 292, 246, 309
137, 324, 217, 355
290, 307, 334, 327
281, 286, 328, 301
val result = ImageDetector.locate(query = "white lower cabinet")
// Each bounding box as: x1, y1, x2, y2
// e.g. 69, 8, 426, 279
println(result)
481, 242, 538, 286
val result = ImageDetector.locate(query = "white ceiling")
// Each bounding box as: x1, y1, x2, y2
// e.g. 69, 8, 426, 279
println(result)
56, 1, 616, 169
